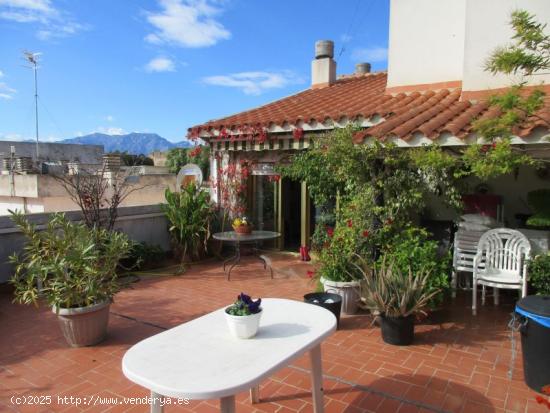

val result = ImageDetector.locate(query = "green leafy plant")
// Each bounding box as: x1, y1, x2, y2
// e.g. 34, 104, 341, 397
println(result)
161, 183, 214, 270
474, 10, 549, 145
526, 189, 550, 227
121, 241, 166, 271
378, 227, 451, 308
166, 148, 188, 174
528, 253, 550, 295
358, 257, 440, 318
9, 211, 132, 310
225, 292, 262, 316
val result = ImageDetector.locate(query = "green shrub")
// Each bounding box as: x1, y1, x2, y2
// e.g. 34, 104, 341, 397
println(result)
161, 183, 214, 269
121, 242, 166, 270
526, 189, 550, 228
528, 253, 550, 295
378, 226, 451, 308
9, 211, 132, 309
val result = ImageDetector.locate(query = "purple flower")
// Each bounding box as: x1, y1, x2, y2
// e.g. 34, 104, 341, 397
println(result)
248, 298, 262, 314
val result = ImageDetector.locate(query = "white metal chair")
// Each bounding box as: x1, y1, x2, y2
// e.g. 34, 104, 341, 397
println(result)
451, 228, 486, 298
472, 228, 531, 315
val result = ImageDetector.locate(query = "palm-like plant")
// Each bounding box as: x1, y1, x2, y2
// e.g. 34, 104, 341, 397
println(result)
161, 183, 214, 270
357, 257, 439, 318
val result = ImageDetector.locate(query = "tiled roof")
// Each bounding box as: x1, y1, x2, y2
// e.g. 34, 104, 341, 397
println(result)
189, 72, 388, 135
189, 72, 550, 143
353, 88, 550, 143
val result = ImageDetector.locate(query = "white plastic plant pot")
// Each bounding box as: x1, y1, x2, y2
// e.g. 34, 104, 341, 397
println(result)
225, 309, 262, 339
321, 278, 361, 315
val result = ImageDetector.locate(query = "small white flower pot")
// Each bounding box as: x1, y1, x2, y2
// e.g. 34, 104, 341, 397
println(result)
225, 310, 262, 339
321, 278, 361, 315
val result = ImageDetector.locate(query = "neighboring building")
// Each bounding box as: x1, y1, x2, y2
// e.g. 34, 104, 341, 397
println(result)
188, 0, 550, 250
0, 141, 176, 215
150, 150, 168, 167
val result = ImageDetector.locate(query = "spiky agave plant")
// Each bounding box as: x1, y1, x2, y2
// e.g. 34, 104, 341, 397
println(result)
356, 256, 440, 318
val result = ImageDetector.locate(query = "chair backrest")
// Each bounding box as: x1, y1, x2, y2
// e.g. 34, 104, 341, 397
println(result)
477, 228, 531, 272
453, 229, 486, 273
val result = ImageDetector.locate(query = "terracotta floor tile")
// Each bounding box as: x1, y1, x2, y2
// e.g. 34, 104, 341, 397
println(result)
0, 255, 533, 413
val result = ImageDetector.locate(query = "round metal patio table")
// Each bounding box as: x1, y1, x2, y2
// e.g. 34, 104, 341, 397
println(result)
212, 230, 281, 280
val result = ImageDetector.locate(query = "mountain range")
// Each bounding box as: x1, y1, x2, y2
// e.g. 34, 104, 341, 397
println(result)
61, 132, 191, 155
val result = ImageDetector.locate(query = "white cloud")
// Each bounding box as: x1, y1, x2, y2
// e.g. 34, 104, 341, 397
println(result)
351, 46, 388, 63
105, 115, 114, 122
96, 127, 126, 136
340, 34, 352, 43
145, 0, 231, 48
145, 56, 176, 73
0, 133, 28, 141
37, 21, 89, 40
0, 81, 16, 100
0, 0, 88, 40
203, 70, 304, 95
0, 69, 4, 77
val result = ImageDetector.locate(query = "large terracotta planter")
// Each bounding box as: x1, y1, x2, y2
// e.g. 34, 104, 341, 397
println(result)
53, 301, 110, 347
321, 278, 361, 315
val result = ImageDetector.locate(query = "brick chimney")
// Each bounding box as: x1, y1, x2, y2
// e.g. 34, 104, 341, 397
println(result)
311, 40, 336, 89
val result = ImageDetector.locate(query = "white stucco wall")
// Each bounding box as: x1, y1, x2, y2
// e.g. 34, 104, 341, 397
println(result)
387, 0, 550, 91
387, 0, 466, 88
462, 0, 550, 92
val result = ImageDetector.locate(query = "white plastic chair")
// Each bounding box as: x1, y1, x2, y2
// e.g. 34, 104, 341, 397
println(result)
451, 229, 486, 298
472, 228, 531, 315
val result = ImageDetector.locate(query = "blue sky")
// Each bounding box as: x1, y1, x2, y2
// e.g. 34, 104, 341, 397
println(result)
0, 0, 389, 143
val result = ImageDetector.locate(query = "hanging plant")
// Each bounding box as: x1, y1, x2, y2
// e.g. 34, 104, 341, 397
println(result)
257, 128, 268, 144
293, 127, 304, 140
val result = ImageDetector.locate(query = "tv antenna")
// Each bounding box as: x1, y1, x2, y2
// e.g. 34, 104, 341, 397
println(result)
23, 51, 41, 160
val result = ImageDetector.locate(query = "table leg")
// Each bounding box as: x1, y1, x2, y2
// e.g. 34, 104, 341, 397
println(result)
222, 254, 238, 271
309, 344, 325, 413
227, 243, 241, 281
150, 391, 164, 413
250, 385, 260, 403
220, 395, 236, 413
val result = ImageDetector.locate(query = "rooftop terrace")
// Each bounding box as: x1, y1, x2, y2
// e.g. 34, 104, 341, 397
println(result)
0, 253, 546, 413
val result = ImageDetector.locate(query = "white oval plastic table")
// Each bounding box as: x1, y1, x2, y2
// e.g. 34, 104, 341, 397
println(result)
122, 298, 337, 413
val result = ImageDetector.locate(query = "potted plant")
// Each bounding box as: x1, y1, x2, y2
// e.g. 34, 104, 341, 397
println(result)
225, 293, 262, 339
161, 183, 214, 272
9, 211, 131, 347
232, 216, 253, 234
358, 258, 439, 345
317, 226, 362, 315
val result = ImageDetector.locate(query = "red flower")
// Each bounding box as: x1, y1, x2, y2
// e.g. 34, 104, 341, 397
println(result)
326, 227, 334, 237
189, 146, 202, 158
257, 129, 268, 143
363, 230, 370, 237
491, 141, 497, 149
535, 395, 545, 405
347, 219, 353, 228
542, 385, 550, 395
306, 270, 315, 279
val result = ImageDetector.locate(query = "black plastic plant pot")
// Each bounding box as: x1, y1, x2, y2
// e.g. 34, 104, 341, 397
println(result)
380, 314, 414, 346
304, 292, 342, 329
515, 295, 550, 393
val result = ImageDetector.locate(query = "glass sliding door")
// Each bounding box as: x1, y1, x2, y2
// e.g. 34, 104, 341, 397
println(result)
251, 174, 280, 249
